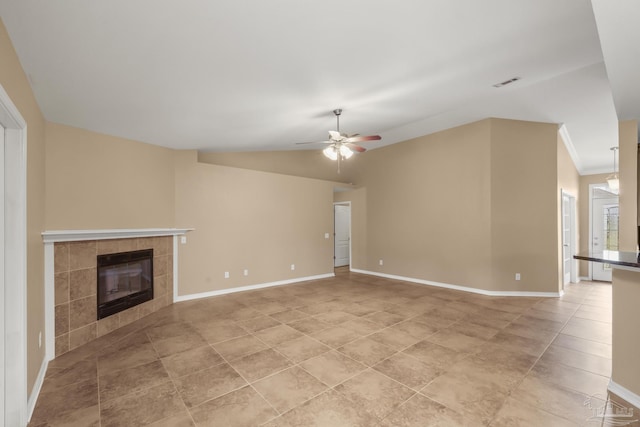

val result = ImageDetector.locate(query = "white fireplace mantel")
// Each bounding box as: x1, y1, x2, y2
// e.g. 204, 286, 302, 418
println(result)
42, 227, 193, 243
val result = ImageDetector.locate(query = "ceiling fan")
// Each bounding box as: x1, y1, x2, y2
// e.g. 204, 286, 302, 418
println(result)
296, 109, 381, 172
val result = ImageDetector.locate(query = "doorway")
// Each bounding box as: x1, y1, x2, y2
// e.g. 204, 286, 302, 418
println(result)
590, 184, 619, 282
333, 203, 351, 268
1, 84, 28, 425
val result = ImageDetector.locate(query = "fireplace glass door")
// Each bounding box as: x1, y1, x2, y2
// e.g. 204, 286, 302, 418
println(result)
97, 249, 153, 319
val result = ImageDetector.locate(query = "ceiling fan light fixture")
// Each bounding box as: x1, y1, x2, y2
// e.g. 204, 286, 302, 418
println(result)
323, 145, 338, 160
339, 144, 353, 159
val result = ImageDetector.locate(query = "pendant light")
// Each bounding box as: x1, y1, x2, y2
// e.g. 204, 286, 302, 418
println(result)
607, 147, 619, 191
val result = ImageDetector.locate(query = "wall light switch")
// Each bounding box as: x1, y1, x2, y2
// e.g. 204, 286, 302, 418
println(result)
290, 264, 295, 271
379, 259, 384, 266
324, 233, 330, 239
515, 273, 521, 281
224, 271, 230, 279
180, 236, 187, 244
243, 269, 249, 276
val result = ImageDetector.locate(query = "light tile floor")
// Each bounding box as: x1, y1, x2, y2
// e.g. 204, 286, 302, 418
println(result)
29, 269, 638, 426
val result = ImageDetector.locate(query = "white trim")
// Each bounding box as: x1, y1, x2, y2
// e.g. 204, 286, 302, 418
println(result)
0, 113, 5, 427
581, 166, 613, 176
350, 269, 562, 297
608, 379, 640, 409
579, 276, 590, 282
41, 228, 193, 243
174, 273, 335, 302
44, 243, 55, 362
589, 184, 619, 281
559, 124, 584, 175
27, 358, 48, 421
0, 83, 28, 426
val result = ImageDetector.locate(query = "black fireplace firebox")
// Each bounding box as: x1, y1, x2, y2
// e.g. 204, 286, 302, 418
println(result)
97, 249, 153, 320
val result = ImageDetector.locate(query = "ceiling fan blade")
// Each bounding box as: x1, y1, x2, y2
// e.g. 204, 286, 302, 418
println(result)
295, 140, 331, 145
345, 143, 366, 153
344, 135, 381, 143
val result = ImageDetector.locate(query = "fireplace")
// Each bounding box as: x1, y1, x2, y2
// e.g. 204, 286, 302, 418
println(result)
97, 249, 154, 320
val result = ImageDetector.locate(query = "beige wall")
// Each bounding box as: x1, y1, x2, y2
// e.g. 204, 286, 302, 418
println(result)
618, 120, 638, 252
334, 188, 367, 269
557, 132, 580, 287
352, 118, 561, 293
174, 151, 335, 296
612, 269, 640, 396
199, 149, 360, 184
612, 120, 639, 396
0, 19, 47, 396
354, 119, 495, 290
489, 119, 560, 292
45, 122, 175, 229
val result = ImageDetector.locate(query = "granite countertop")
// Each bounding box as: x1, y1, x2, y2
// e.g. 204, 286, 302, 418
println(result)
574, 250, 640, 269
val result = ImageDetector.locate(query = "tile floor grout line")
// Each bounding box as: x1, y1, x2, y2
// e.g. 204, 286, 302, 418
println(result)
168, 378, 198, 427
185, 347, 279, 420
482, 283, 611, 425
35, 275, 615, 426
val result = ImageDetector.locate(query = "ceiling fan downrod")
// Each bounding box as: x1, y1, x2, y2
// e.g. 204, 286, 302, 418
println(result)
333, 109, 342, 133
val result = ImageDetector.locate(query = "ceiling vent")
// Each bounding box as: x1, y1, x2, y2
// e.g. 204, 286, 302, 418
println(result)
493, 77, 521, 88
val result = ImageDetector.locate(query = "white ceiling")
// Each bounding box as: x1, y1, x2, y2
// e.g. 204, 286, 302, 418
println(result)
0, 0, 636, 174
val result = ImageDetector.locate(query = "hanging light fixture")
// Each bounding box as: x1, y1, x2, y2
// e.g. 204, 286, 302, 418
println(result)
339, 144, 353, 159
322, 143, 353, 161
607, 147, 619, 191
323, 145, 338, 160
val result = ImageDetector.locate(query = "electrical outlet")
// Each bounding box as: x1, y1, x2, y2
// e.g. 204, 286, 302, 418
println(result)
290, 264, 295, 271
515, 273, 521, 281
324, 233, 330, 239
224, 271, 230, 279
243, 269, 249, 276
379, 259, 384, 266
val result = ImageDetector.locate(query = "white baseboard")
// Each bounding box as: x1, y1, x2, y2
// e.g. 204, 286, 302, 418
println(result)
174, 273, 335, 302
579, 276, 591, 282
350, 269, 562, 297
27, 357, 48, 422
609, 379, 640, 409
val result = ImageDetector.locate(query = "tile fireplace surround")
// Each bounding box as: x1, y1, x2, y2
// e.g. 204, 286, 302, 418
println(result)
43, 229, 191, 359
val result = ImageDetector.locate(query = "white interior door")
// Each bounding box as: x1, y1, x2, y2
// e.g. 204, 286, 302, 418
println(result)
334, 204, 350, 267
562, 194, 572, 286
592, 196, 619, 281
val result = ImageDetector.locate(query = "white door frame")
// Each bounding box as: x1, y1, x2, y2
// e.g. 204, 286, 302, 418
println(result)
561, 190, 577, 287
0, 84, 28, 426
588, 183, 619, 281
588, 183, 596, 280
333, 202, 352, 269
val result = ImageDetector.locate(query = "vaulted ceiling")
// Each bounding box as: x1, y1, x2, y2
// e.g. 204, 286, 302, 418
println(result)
1, 0, 637, 174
